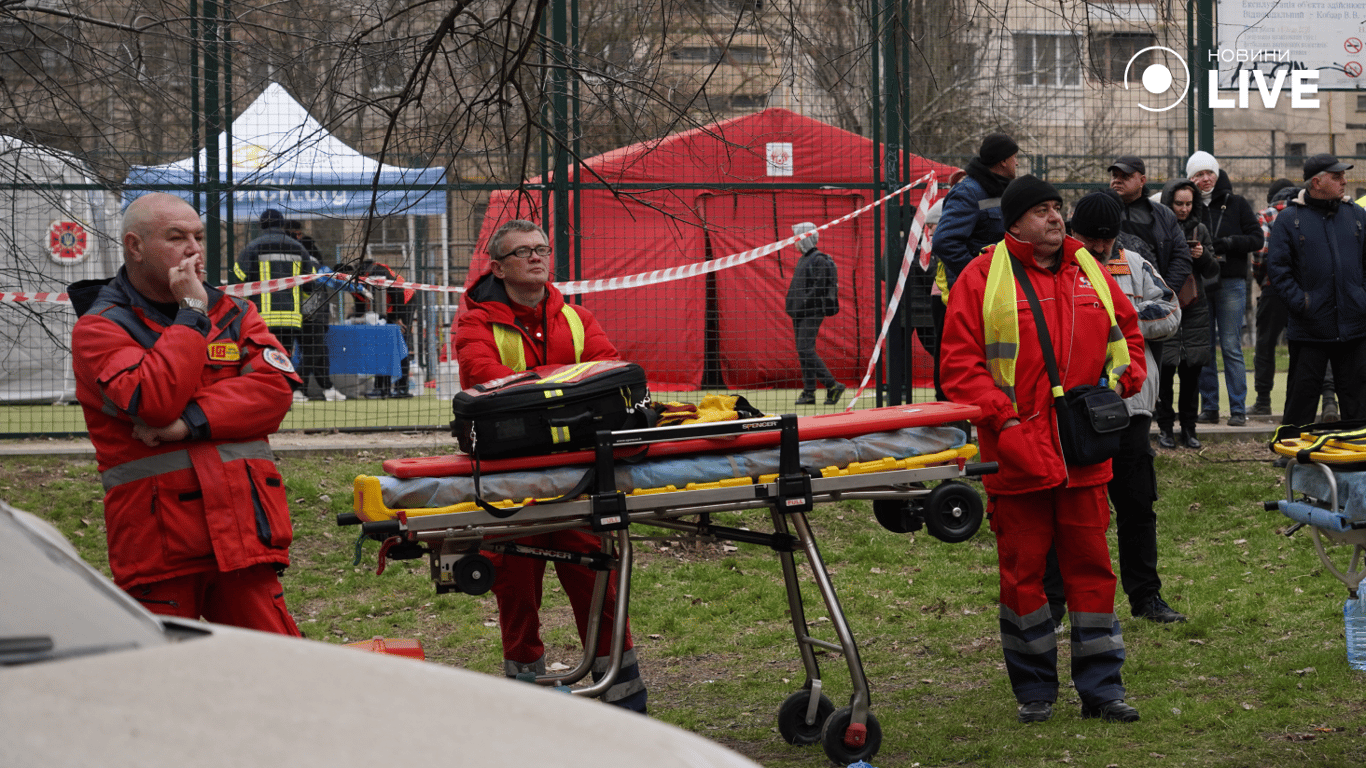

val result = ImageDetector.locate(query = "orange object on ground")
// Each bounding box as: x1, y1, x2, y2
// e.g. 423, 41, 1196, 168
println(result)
344, 636, 425, 661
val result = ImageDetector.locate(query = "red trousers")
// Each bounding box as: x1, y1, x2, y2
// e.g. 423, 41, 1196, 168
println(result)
991, 484, 1117, 617
129, 563, 302, 636
490, 529, 633, 664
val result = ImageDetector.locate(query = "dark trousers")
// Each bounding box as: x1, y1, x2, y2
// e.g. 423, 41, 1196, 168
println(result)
792, 315, 836, 392
270, 326, 303, 392
1156, 361, 1203, 435
1283, 338, 1366, 426
928, 297, 948, 401
1253, 285, 1286, 400
301, 318, 334, 391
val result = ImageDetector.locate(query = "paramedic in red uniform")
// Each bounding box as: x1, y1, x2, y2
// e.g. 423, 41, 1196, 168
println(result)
453, 219, 647, 712
67, 192, 303, 636
939, 177, 1145, 724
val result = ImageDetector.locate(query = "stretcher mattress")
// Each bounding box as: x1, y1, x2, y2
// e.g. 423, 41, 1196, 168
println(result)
1287, 466, 1366, 525
374, 425, 967, 513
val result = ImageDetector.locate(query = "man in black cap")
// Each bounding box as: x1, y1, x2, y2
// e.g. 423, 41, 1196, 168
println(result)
941, 176, 1146, 725
930, 132, 1019, 395
232, 209, 314, 404
1109, 156, 1193, 303
1064, 190, 1186, 624
1266, 154, 1366, 427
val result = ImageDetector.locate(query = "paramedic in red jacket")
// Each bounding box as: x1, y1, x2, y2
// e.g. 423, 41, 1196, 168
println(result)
67, 193, 303, 636
940, 177, 1146, 724
454, 219, 646, 712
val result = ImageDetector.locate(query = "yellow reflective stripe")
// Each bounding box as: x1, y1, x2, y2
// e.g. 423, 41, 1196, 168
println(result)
1072, 247, 1131, 390
550, 426, 571, 444
563, 305, 585, 363
539, 362, 595, 384
255, 260, 303, 325
492, 324, 526, 371
100, 440, 276, 492
542, 389, 563, 398
491, 305, 586, 372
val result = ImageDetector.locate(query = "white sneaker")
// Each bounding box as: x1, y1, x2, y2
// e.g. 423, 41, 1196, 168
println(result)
323, 387, 347, 402
291, 390, 308, 404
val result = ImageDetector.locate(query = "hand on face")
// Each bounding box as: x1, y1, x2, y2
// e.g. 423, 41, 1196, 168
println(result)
167, 254, 209, 304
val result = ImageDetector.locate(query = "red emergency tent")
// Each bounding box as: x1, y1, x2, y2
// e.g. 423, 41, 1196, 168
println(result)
467, 108, 958, 391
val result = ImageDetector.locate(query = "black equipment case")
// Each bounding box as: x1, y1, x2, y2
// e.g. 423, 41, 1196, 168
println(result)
451, 360, 652, 459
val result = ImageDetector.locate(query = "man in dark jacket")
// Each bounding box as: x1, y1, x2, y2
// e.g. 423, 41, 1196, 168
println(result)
931, 132, 1019, 290
1110, 155, 1194, 313
232, 208, 314, 403
1267, 153, 1366, 426
1185, 152, 1264, 427
785, 222, 844, 405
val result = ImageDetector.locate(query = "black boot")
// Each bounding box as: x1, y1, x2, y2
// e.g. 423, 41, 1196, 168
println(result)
1179, 429, 1201, 449
1157, 427, 1176, 449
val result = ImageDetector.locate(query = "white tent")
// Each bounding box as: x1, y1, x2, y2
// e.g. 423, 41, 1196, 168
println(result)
123, 83, 446, 221
0, 136, 120, 404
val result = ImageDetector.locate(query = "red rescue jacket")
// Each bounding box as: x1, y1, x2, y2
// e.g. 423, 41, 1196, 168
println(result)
939, 235, 1146, 495
454, 273, 618, 388
69, 269, 300, 589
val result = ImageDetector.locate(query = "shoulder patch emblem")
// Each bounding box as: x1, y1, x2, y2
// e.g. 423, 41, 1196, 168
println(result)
207, 341, 241, 363
262, 346, 296, 373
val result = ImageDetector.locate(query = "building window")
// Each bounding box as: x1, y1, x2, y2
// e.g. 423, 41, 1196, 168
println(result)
1285, 142, 1307, 174
1089, 32, 1157, 83
1014, 33, 1082, 87
669, 45, 767, 65
1358, 94, 1366, 112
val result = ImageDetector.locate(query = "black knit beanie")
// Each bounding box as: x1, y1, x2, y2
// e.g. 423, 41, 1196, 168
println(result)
1069, 190, 1124, 239
1001, 175, 1061, 229
979, 132, 1019, 167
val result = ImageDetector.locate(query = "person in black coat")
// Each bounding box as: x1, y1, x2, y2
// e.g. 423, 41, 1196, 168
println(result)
1266, 154, 1366, 426
1185, 152, 1263, 426
785, 222, 844, 406
1154, 179, 1220, 449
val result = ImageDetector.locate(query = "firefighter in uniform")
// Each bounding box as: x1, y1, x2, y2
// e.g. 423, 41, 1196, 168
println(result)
940, 177, 1146, 724
68, 193, 303, 635
454, 219, 646, 712
232, 208, 312, 402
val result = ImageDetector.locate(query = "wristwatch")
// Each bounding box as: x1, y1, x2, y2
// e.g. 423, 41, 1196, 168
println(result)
179, 297, 208, 315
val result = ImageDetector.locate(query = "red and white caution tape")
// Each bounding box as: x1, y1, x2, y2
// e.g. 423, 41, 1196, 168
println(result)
4, 175, 939, 315
845, 174, 940, 411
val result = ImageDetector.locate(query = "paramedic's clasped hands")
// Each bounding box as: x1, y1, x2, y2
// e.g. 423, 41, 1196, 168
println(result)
132, 418, 190, 447
168, 254, 208, 304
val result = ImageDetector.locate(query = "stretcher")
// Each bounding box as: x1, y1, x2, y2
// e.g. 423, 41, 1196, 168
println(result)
339, 403, 995, 765
1267, 430, 1366, 597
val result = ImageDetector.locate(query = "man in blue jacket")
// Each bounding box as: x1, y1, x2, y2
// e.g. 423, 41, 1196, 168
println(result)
1267, 153, 1366, 426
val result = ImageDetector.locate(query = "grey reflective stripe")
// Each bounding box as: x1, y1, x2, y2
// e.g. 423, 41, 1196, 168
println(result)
1002, 631, 1058, 655
503, 655, 546, 678
100, 440, 276, 491
984, 341, 1017, 359
999, 602, 1053, 631
1107, 325, 1125, 342
1069, 611, 1118, 629
1072, 633, 1125, 657
593, 649, 645, 703
260, 252, 302, 262
979, 197, 1002, 210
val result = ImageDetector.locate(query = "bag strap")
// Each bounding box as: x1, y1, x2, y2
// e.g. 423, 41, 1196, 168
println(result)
1008, 255, 1064, 398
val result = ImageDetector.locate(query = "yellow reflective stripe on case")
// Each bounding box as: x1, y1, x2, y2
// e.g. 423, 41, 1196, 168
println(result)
551, 426, 571, 444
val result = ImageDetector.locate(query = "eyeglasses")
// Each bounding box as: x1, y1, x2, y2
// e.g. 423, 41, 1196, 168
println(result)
498, 245, 552, 260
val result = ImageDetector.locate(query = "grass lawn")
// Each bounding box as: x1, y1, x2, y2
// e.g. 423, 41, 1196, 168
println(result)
3, 437, 1363, 766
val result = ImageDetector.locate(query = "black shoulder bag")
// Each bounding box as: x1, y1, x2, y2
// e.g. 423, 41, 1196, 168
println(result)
1009, 257, 1130, 466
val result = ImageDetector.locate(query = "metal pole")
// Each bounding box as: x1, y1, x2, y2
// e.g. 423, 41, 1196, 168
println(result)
203, 0, 223, 284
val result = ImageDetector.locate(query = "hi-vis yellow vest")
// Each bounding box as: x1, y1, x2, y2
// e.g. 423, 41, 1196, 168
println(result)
981, 242, 1130, 407
492, 305, 585, 371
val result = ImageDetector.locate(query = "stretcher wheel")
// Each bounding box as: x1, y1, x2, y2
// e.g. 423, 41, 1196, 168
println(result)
453, 554, 496, 595
776, 689, 835, 746
923, 481, 983, 543
819, 706, 882, 764
872, 499, 924, 534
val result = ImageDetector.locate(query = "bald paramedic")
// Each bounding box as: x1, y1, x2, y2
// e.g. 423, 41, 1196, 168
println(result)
453, 219, 647, 712
68, 192, 304, 636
